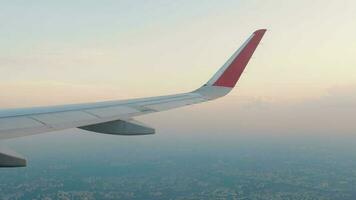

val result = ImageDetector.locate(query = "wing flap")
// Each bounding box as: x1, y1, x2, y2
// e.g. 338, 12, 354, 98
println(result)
85, 106, 139, 118
0, 116, 45, 131
32, 111, 98, 127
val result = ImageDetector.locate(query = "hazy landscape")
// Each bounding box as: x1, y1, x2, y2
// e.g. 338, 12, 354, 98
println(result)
1, 129, 356, 200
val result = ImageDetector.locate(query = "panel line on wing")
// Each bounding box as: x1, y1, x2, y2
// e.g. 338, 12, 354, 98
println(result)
26, 116, 50, 126
81, 110, 102, 119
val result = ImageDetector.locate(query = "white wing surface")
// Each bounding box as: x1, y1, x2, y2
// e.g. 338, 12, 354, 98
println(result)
0, 29, 266, 167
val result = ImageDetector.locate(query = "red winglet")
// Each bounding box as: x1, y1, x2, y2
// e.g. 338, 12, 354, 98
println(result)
212, 29, 266, 88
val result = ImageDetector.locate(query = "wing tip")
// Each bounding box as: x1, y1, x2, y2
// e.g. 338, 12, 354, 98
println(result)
254, 29, 267, 34
194, 29, 267, 99
210, 29, 266, 88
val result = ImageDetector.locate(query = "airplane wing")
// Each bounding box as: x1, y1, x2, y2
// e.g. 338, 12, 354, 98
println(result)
0, 29, 266, 167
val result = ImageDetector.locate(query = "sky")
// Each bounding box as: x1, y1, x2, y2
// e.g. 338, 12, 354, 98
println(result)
1, 0, 356, 137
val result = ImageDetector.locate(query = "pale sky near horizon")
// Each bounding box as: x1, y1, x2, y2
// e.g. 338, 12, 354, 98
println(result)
1, 0, 355, 105
1, 0, 356, 135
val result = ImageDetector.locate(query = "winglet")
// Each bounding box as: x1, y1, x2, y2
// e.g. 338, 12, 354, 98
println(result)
207, 29, 266, 88
195, 29, 266, 99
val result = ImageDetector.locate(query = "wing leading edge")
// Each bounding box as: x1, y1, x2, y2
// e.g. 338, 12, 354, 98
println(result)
0, 29, 266, 167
